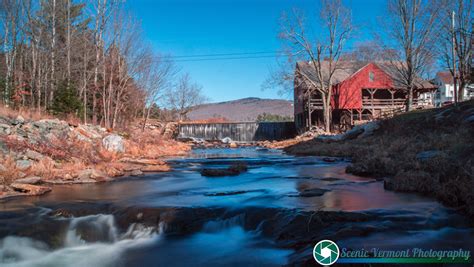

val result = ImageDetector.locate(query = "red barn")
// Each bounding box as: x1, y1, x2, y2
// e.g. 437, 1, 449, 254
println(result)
294, 61, 437, 132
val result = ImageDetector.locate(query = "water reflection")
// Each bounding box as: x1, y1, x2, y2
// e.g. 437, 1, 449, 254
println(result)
0, 147, 439, 212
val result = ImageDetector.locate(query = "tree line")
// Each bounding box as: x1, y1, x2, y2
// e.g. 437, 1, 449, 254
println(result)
0, 0, 207, 129
276, 0, 472, 132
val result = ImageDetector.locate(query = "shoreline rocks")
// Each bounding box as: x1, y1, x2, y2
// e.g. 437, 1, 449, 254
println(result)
0, 114, 189, 200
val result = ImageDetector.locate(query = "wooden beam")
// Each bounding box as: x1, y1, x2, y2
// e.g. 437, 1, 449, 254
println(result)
389, 89, 395, 107
350, 109, 353, 125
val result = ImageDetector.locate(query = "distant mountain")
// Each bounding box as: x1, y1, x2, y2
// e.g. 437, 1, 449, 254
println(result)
188, 97, 294, 122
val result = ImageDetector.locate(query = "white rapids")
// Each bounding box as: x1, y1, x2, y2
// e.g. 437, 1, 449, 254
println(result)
0, 214, 162, 267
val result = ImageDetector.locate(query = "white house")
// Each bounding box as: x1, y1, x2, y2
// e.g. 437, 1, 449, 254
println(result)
433, 71, 472, 107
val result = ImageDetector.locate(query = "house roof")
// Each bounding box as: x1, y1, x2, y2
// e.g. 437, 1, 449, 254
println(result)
436, 71, 453, 84
296, 60, 437, 90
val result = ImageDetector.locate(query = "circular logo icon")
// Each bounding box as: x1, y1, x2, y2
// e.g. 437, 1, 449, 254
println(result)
313, 240, 340, 265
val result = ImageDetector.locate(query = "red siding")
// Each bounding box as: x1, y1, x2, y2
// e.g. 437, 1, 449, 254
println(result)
331, 63, 394, 109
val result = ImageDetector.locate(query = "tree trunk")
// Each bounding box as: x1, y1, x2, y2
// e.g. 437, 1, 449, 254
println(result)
406, 86, 414, 112
458, 80, 465, 102
66, 0, 71, 86
92, 93, 97, 124
307, 95, 312, 130
50, 0, 56, 106
323, 100, 331, 132
142, 106, 151, 132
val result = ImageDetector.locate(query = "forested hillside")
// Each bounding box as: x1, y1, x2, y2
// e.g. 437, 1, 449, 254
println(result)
0, 0, 206, 129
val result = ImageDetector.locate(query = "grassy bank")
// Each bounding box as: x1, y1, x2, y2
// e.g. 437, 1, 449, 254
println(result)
285, 101, 474, 216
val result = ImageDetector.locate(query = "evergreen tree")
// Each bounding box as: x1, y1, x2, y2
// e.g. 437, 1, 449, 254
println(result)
50, 81, 82, 115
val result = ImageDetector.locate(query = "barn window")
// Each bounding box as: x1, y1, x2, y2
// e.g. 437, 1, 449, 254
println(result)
369, 72, 375, 82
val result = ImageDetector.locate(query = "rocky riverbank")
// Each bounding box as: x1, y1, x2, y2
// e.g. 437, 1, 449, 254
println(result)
281, 101, 474, 217
0, 115, 190, 199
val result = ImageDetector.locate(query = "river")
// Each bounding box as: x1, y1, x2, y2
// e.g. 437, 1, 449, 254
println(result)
0, 147, 472, 266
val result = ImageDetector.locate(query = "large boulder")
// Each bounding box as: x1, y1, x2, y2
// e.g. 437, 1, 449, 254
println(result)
16, 159, 32, 171
357, 121, 380, 138
76, 124, 105, 139
102, 134, 125, 153
316, 121, 380, 142
0, 124, 12, 135
33, 119, 69, 131
12, 115, 25, 125
15, 176, 42, 185
31, 119, 71, 141
162, 122, 178, 138
77, 169, 109, 182
25, 149, 44, 161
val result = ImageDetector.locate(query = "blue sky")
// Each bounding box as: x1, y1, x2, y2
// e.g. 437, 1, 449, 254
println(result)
126, 0, 387, 103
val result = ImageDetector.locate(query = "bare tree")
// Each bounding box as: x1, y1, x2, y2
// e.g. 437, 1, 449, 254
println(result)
1, 0, 20, 105
140, 54, 177, 130
0, 0, 173, 129
167, 73, 207, 121
279, 0, 352, 132
439, 0, 472, 101
341, 41, 399, 64
384, 0, 443, 111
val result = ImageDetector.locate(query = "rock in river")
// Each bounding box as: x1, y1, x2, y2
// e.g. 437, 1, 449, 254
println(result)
130, 170, 144, 176
77, 169, 109, 182
201, 163, 248, 177
10, 183, 51, 195
290, 188, 330, 197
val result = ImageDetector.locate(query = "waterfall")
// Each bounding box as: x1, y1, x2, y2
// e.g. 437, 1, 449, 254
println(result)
0, 214, 162, 267
202, 214, 245, 232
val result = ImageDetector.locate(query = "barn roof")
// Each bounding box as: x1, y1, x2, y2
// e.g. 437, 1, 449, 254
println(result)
296, 61, 364, 85
296, 60, 437, 90
376, 61, 437, 90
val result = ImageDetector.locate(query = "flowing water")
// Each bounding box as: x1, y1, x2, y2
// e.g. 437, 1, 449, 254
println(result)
0, 147, 472, 266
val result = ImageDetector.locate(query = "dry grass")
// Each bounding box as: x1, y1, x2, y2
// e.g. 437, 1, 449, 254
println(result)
0, 105, 83, 127
0, 155, 21, 189
2, 136, 69, 160
0, 106, 54, 121
29, 158, 57, 180
285, 101, 474, 216
126, 128, 190, 159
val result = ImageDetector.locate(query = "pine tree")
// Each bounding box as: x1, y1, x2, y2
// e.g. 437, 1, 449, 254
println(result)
50, 81, 82, 115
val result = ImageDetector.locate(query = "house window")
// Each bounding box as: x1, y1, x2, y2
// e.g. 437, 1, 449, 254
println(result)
369, 71, 374, 82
